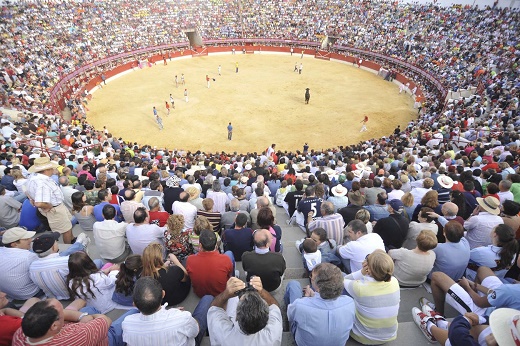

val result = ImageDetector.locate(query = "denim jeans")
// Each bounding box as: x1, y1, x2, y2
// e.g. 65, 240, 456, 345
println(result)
79, 307, 139, 346
224, 250, 236, 273
59, 242, 85, 257
193, 295, 213, 346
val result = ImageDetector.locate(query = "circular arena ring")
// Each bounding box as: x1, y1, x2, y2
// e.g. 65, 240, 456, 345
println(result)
53, 42, 445, 153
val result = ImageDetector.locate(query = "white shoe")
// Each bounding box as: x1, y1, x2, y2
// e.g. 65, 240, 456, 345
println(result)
412, 307, 436, 343
76, 232, 91, 248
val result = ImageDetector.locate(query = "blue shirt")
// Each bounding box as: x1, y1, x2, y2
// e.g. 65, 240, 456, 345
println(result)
288, 293, 355, 346
93, 202, 123, 222
429, 238, 470, 281
363, 204, 390, 221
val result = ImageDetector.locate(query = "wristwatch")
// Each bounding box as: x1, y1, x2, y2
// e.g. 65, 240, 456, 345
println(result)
77, 312, 89, 322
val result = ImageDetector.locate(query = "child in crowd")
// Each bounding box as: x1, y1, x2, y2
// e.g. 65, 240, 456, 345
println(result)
302, 238, 321, 272
112, 255, 142, 306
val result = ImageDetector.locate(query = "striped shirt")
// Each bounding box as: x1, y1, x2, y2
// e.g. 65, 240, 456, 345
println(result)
29, 254, 70, 300
344, 270, 400, 344
12, 317, 109, 346
122, 306, 199, 346
308, 214, 346, 245
26, 173, 64, 206
0, 247, 40, 300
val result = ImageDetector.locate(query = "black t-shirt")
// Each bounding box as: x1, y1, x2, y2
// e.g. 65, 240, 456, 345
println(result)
373, 214, 409, 249
163, 187, 183, 214
242, 252, 286, 292
338, 205, 364, 225
157, 267, 191, 306
284, 190, 304, 217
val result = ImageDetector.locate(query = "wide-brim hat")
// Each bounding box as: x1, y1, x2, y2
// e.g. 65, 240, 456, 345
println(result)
437, 175, 454, 189
166, 175, 181, 188
476, 196, 500, 215
489, 308, 520, 346
353, 169, 363, 178
28, 157, 59, 173
349, 190, 364, 206
332, 185, 347, 197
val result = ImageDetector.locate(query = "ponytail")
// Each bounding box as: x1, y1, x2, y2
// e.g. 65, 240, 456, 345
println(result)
496, 224, 519, 269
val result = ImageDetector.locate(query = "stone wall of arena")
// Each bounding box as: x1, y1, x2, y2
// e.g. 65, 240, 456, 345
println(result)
50, 39, 448, 115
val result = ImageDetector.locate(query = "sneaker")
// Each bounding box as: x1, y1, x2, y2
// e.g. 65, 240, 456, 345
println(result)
75, 232, 91, 248
419, 297, 436, 311
412, 307, 436, 343
422, 304, 447, 326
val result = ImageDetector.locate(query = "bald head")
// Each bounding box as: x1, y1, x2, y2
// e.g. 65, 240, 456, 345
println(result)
320, 201, 334, 216
256, 196, 269, 208
441, 202, 458, 217
253, 229, 271, 249
58, 176, 69, 187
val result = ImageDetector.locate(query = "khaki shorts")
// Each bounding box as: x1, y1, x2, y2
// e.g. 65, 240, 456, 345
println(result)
40, 204, 73, 234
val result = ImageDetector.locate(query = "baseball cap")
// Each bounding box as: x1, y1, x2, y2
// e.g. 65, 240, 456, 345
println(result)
2, 227, 36, 244
386, 199, 404, 213
32, 232, 60, 253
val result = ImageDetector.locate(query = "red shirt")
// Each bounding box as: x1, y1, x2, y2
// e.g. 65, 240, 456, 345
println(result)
149, 210, 169, 227
186, 251, 232, 297
12, 318, 109, 346
0, 316, 21, 346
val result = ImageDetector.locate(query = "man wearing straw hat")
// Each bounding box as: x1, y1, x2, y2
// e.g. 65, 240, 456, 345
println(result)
26, 157, 74, 244
463, 196, 503, 249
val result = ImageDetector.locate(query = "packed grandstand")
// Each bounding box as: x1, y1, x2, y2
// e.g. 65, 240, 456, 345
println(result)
0, 0, 519, 345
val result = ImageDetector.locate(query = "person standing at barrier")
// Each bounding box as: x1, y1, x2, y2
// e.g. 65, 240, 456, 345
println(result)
227, 122, 233, 141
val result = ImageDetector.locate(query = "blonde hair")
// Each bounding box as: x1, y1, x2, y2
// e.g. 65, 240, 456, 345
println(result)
421, 190, 439, 208
355, 209, 370, 224
401, 192, 414, 207
193, 215, 212, 236
141, 243, 166, 278
202, 198, 214, 211
416, 230, 438, 252
367, 249, 394, 282
167, 214, 184, 237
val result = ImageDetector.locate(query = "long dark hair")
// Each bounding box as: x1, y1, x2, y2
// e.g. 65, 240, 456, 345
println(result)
495, 224, 519, 270
66, 252, 101, 299
450, 190, 466, 218
115, 255, 142, 295
312, 228, 334, 250
71, 191, 86, 213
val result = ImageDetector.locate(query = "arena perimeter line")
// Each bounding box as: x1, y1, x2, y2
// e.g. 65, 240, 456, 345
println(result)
87, 53, 416, 153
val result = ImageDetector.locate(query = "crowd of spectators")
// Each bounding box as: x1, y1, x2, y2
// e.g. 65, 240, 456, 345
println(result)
0, 0, 519, 345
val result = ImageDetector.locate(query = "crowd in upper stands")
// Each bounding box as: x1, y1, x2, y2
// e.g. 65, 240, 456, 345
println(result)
0, 0, 519, 345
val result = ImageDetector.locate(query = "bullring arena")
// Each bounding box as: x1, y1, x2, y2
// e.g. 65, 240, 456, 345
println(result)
88, 53, 416, 152
1, 0, 520, 345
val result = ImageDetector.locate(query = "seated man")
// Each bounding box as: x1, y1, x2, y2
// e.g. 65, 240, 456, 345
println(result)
221, 198, 251, 230
208, 276, 283, 345
186, 230, 234, 297
222, 213, 254, 261
0, 291, 40, 345
307, 201, 345, 245
93, 189, 122, 222
427, 221, 470, 281
430, 266, 520, 317
0, 227, 40, 300
285, 263, 355, 346
242, 229, 286, 292
122, 277, 212, 346
12, 298, 136, 346
126, 207, 166, 256
337, 219, 385, 273
93, 204, 130, 263
29, 232, 90, 300
147, 197, 170, 227
0, 185, 22, 229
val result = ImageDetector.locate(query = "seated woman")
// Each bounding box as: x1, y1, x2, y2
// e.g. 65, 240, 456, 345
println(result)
164, 214, 194, 262
112, 254, 142, 306
188, 215, 221, 253
140, 242, 190, 306
71, 191, 97, 232
466, 224, 518, 281
403, 207, 438, 250
389, 230, 438, 287
197, 198, 221, 233
356, 209, 373, 233
256, 206, 282, 252
67, 252, 130, 314
411, 190, 443, 222
344, 249, 400, 345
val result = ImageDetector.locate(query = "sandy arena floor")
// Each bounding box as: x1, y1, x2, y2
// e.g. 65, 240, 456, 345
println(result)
87, 53, 416, 153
